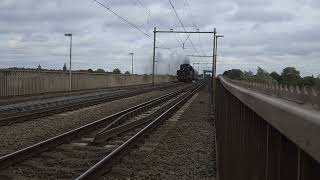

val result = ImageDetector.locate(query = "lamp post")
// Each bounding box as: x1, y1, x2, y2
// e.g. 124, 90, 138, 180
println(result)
215, 35, 224, 77
64, 33, 72, 91
211, 28, 224, 107
129, 52, 134, 75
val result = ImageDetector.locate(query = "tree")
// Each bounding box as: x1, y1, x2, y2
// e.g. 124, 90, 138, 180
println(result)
315, 76, 320, 90
240, 70, 254, 80
280, 67, 301, 85
244, 70, 253, 77
223, 69, 244, 80
96, 68, 105, 73
254, 67, 275, 83
113, 68, 121, 74
270, 71, 281, 82
124, 71, 130, 74
87, 69, 93, 73
300, 76, 315, 87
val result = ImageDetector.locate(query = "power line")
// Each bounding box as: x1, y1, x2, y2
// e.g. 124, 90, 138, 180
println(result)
127, 0, 178, 53
94, 0, 151, 38
184, 0, 198, 29
168, 0, 199, 54
128, 0, 197, 54
198, 31, 206, 55
94, 0, 186, 55
184, 0, 206, 56
168, 0, 187, 31
130, 0, 171, 30
128, 0, 151, 33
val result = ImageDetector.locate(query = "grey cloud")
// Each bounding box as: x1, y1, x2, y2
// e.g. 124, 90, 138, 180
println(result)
229, 8, 295, 23
0, 0, 319, 76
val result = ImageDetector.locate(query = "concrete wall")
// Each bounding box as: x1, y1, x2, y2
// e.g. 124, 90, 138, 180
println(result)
0, 70, 175, 97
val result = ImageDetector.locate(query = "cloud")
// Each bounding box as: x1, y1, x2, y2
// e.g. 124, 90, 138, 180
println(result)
0, 0, 319, 76
229, 8, 295, 23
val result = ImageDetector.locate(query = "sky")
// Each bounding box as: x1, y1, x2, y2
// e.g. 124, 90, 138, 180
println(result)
0, 0, 319, 76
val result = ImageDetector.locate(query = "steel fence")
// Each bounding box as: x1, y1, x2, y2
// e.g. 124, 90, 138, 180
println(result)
215, 76, 320, 180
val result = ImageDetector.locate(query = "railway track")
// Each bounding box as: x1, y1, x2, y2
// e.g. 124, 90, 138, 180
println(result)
0, 82, 177, 106
0, 81, 204, 180
0, 82, 183, 126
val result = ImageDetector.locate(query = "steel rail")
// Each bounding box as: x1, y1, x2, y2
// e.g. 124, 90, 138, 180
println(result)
93, 92, 185, 143
93, 92, 187, 143
75, 82, 205, 180
0, 83, 183, 126
0, 82, 177, 105
218, 76, 320, 163
0, 83, 195, 171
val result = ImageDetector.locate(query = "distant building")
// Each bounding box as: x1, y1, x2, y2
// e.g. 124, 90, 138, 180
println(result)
63, 63, 67, 72
37, 64, 41, 70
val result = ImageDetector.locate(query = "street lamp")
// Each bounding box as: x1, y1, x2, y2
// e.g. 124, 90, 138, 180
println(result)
211, 28, 224, 107
215, 35, 224, 77
65, 33, 72, 91
129, 52, 134, 75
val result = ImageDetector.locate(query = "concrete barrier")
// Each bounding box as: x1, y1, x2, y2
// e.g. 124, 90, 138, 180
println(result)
0, 70, 175, 97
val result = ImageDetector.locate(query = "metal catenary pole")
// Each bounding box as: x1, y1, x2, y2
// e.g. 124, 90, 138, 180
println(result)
211, 28, 216, 106
152, 27, 156, 85
69, 35, 72, 91
152, 28, 217, 87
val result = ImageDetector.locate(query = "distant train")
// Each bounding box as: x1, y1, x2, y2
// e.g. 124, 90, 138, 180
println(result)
177, 64, 198, 82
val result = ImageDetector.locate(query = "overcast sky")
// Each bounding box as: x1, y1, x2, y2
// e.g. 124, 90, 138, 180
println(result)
0, 0, 319, 76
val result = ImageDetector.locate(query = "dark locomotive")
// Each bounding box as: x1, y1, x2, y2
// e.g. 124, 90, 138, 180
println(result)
177, 63, 198, 82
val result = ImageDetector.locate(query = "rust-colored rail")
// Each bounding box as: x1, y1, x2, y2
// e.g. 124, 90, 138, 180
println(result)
75, 82, 205, 180
0, 82, 182, 126
0, 83, 192, 171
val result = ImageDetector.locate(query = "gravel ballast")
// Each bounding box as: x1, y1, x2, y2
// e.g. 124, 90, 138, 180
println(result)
103, 87, 216, 179
0, 85, 188, 156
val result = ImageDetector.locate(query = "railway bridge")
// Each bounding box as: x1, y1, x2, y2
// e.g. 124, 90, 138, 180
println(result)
0, 75, 319, 179
214, 76, 320, 180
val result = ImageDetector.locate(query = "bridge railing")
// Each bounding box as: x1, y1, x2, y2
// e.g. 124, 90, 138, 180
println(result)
215, 76, 320, 180
228, 78, 320, 107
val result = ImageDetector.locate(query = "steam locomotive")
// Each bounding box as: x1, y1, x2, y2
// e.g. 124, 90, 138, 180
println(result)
177, 64, 198, 82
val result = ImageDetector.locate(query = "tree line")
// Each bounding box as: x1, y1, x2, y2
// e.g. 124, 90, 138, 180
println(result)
87, 68, 129, 74
223, 67, 320, 89
6, 65, 130, 75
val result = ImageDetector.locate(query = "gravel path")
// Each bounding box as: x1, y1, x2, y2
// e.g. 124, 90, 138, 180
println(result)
104, 87, 216, 179
0, 85, 188, 156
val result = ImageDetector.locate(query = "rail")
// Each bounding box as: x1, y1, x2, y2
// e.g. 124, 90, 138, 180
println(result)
0, 70, 175, 97
215, 76, 320, 180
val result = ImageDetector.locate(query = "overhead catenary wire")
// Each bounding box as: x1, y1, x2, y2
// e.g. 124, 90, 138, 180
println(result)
94, 0, 151, 38
184, 0, 198, 29
129, 0, 151, 33
184, 0, 206, 56
126, 0, 178, 53
94, 0, 187, 57
168, 0, 200, 54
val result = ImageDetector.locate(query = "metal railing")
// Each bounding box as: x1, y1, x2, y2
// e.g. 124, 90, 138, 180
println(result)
227, 78, 320, 107
215, 76, 320, 180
